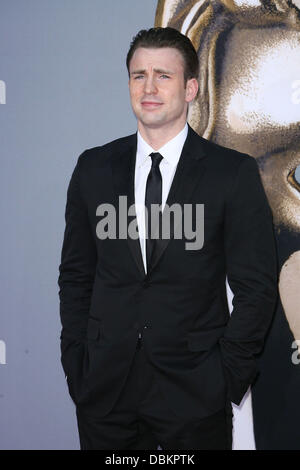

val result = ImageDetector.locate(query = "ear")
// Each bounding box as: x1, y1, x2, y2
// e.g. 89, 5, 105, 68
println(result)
185, 78, 199, 103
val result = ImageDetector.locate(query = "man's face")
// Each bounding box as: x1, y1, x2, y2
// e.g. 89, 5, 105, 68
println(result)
128, 47, 195, 132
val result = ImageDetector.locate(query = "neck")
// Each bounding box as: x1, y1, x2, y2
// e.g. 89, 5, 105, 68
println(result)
138, 120, 187, 150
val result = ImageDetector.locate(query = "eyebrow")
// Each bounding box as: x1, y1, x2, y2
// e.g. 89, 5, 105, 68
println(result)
130, 68, 175, 76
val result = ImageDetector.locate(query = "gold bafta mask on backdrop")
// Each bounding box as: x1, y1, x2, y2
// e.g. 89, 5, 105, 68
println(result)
155, 0, 300, 349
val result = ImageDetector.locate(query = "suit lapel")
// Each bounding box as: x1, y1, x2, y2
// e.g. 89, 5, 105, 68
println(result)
111, 134, 146, 278
149, 125, 208, 274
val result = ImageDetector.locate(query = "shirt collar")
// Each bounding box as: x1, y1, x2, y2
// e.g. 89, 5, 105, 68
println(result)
136, 123, 188, 169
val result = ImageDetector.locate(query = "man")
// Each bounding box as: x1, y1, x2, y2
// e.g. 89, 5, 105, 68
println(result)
58, 27, 278, 450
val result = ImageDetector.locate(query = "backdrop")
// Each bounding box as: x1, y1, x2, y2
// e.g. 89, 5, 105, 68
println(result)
155, 0, 300, 450
1, 0, 299, 450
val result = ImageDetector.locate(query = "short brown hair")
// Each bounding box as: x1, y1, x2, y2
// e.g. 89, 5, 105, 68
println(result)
126, 27, 199, 83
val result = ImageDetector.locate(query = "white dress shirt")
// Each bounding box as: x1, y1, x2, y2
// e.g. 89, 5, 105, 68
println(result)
134, 123, 188, 273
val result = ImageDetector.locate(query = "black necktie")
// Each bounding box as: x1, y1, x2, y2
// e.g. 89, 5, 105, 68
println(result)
145, 152, 163, 270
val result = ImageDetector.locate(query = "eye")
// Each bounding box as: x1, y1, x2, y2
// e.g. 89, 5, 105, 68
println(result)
133, 75, 144, 80
287, 164, 300, 192
160, 74, 170, 79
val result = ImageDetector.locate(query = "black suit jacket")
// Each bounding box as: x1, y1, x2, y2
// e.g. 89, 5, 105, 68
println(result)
58, 124, 278, 419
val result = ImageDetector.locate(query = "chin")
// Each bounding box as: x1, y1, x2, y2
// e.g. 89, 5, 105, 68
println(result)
139, 116, 166, 128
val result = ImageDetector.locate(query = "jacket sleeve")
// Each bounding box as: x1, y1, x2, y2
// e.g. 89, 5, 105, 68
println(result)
219, 155, 278, 406
58, 151, 97, 344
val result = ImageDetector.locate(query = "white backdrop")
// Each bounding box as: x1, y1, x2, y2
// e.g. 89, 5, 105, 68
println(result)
226, 281, 256, 450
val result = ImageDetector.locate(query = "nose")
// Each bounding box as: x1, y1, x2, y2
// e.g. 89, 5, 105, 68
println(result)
144, 75, 157, 94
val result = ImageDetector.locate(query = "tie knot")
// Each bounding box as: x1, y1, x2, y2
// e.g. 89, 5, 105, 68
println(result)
149, 152, 163, 168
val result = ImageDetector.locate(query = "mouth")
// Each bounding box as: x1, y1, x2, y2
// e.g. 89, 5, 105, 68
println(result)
141, 101, 163, 109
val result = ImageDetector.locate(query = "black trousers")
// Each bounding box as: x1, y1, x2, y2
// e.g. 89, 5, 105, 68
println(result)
76, 342, 233, 450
